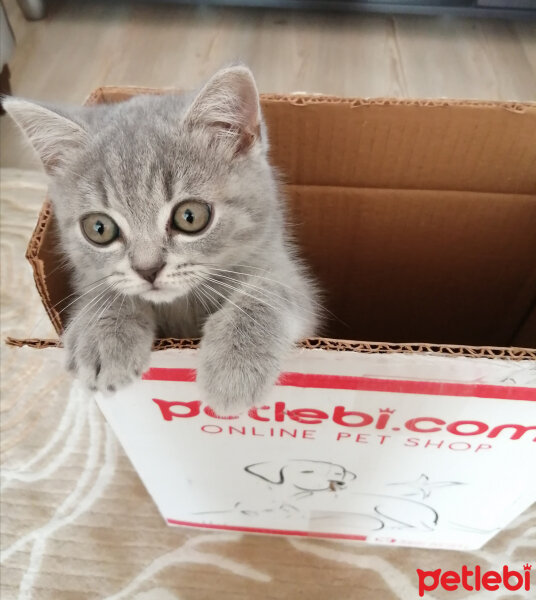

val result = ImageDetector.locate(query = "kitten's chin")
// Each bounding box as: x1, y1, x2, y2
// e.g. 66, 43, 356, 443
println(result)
139, 288, 184, 304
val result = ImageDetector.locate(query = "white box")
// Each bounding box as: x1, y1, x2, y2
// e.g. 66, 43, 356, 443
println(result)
96, 347, 536, 550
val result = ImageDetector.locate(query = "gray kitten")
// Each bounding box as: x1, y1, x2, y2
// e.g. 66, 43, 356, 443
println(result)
5, 66, 319, 411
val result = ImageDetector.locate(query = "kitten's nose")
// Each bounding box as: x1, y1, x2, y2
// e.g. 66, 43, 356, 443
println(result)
135, 262, 165, 284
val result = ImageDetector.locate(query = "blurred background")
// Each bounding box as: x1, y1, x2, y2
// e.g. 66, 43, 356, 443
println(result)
1, 0, 535, 169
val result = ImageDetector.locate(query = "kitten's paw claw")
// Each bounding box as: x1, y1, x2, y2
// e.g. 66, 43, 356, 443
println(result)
76, 350, 149, 394
63, 314, 153, 394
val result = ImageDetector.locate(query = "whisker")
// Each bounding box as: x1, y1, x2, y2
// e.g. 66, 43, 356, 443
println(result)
81, 294, 112, 334
53, 278, 112, 318
209, 265, 313, 301
190, 283, 211, 316
42, 274, 113, 316
191, 289, 215, 331
190, 273, 221, 312
113, 294, 127, 338
205, 270, 319, 317
84, 290, 117, 332
27, 276, 114, 337
198, 280, 272, 337
44, 256, 72, 279
91, 290, 122, 330
203, 274, 282, 315
64, 284, 115, 333
209, 264, 346, 327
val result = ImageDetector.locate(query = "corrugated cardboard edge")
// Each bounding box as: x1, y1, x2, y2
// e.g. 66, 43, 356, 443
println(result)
5, 336, 536, 360
85, 86, 536, 112
25, 200, 63, 336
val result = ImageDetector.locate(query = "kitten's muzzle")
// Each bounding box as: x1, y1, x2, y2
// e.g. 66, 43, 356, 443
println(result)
134, 261, 166, 284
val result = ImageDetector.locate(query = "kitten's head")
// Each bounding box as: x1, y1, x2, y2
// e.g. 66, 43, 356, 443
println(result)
6, 66, 280, 303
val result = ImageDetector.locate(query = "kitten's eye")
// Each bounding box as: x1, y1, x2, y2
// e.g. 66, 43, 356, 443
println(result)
172, 200, 211, 234
81, 213, 119, 245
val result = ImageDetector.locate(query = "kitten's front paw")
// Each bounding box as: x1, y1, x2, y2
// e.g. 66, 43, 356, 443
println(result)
197, 341, 281, 413
63, 314, 154, 393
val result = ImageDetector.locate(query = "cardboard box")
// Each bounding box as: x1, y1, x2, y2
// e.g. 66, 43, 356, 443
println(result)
8, 89, 536, 550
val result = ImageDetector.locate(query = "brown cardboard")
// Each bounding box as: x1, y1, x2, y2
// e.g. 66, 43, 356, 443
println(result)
9, 88, 536, 355
6, 335, 536, 361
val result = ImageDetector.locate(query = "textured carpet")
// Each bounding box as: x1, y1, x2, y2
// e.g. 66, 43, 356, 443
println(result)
1, 168, 534, 600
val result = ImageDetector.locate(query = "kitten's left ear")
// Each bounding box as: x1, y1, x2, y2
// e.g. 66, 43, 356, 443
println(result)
184, 66, 261, 155
4, 98, 88, 176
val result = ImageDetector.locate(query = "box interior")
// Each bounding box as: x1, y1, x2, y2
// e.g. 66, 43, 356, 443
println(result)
19, 90, 536, 352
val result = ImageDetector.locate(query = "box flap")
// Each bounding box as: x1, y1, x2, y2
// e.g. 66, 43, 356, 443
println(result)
16, 88, 536, 351
88, 88, 536, 194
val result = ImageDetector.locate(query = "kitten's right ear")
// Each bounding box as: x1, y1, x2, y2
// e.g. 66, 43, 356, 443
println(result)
4, 98, 88, 176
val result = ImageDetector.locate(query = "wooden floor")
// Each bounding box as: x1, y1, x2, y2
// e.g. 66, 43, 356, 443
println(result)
1, 0, 535, 169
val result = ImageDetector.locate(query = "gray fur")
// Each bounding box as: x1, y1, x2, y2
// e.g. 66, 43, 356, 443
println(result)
5, 66, 319, 411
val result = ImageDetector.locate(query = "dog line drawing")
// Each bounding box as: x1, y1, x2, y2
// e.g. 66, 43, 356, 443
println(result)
192, 460, 462, 532
245, 459, 357, 499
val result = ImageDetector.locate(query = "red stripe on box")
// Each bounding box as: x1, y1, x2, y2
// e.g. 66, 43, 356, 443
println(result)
277, 372, 536, 401
143, 367, 196, 382
166, 518, 367, 541
142, 368, 536, 401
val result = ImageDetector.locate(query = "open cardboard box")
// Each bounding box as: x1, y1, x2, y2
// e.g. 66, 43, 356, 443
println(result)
8, 88, 536, 550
